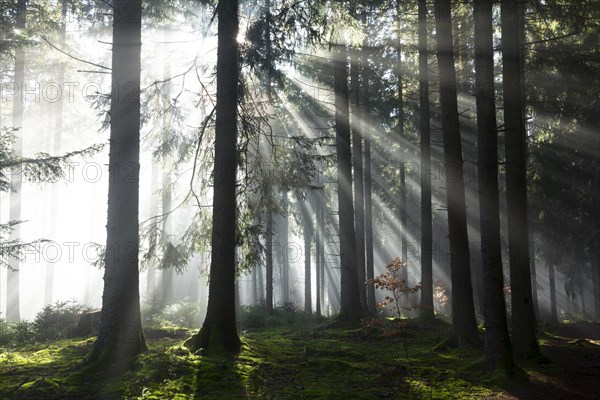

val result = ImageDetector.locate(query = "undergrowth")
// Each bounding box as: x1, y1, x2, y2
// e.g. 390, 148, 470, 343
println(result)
0, 316, 525, 399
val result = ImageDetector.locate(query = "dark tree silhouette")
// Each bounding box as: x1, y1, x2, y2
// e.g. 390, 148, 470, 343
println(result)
86, 0, 147, 365
501, 0, 540, 360
334, 43, 363, 322
434, 0, 478, 346
418, 0, 434, 321
185, 0, 242, 354
474, 0, 513, 372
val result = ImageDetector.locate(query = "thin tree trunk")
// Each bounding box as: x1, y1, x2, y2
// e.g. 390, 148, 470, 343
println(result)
6, 0, 26, 323
474, 0, 513, 372
44, 0, 68, 307
396, 0, 409, 306
315, 191, 323, 316
146, 163, 159, 300
548, 256, 558, 326
501, 0, 540, 360
319, 196, 326, 313
418, 0, 434, 321
529, 225, 539, 318
434, 0, 479, 345
264, 0, 274, 316
350, 0, 367, 314
85, 0, 146, 365
362, 8, 376, 314
185, 0, 241, 354
302, 199, 313, 314
334, 43, 363, 321
280, 191, 290, 304
266, 211, 273, 314
161, 36, 174, 307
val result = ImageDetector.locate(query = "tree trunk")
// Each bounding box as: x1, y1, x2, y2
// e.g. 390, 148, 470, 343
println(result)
319, 195, 327, 314
396, 0, 409, 306
6, 0, 26, 323
501, 0, 540, 360
350, 0, 367, 314
85, 0, 146, 365
548, 257, 559, 326
44, 0, 68, 307
161, 35, 174, 307
280, 191, 290, 304
266, 211, 274, 314
185, 0, 241, 354
315, 191, 323, 316
301, 199, 313, 314
418, 0, 434, 321
434, 0, 479, 346
146, 163, 159, 300
529, 225, 539, 318
362, 8, 376, 314
334, 44, 363, 321
264, 0, 274, 316
474, 0, 513, 372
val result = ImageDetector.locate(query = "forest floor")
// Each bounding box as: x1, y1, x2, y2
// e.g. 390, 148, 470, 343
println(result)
0, 317, 598, 399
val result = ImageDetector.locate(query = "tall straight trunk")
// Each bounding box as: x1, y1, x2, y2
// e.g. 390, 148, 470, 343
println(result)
362, 8, 376, 314
264, 0, 274, 316
251, 265, 258, 305
350, 0, 367, 313
315, 191, 323, 316
547, 256, 558, 326
434, 0, 478, 345
418, 0, 434, 321
396, 0, 409, 301
280, 191, 290, 304
6, 0, 26, 322
592, 102, 600, 323
334, 44, 363, 321
146, 163, 159, 300
593, 244, 600, 323
501, 0, 540, 360
161, 171, 174, 305
44, 0, 68, 307
266, 211, 273, 314
301, 200, 313, 313
161, 38, 174, 307
185, 0, 241, 354
86, 0, 146, 364
319, 196, 326, 313
474, 0, 513, 372
529, 225, 539, 318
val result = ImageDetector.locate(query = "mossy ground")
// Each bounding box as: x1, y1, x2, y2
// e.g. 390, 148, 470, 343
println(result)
1, 319, 598, 399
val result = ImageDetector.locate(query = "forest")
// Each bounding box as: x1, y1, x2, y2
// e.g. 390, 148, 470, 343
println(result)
0, 0, 599, 398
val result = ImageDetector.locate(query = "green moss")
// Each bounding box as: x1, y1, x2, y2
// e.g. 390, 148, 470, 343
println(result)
0, 320, 563, 399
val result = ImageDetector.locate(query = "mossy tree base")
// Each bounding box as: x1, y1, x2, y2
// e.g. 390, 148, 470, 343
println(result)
184, 324, 241, 355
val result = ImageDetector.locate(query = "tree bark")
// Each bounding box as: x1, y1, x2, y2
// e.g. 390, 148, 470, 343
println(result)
85, 0, 147, 365
160, 34, 174, 307
350, 0, 367, 314
362, 8, 376, 314
280, 191, 290, 304
418, 0, 434, 321
334, 44, 363, 321
185, 0, 241, 354
6, 0, 26, 323
315, 191, 323, 316
44, 0, 68, 307
266, 211, 274, 314
501, 0, 540, 360
396, 0, 409, 306
301, 199, 313, 314
434, 0, 479, 345
474, 0, 514, 372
